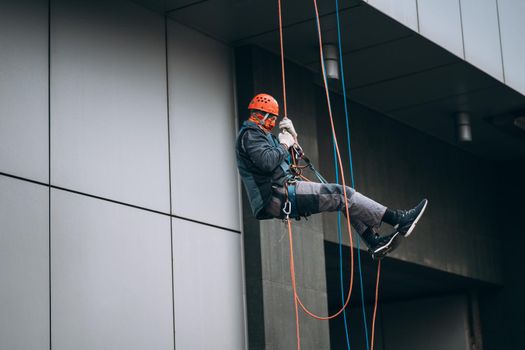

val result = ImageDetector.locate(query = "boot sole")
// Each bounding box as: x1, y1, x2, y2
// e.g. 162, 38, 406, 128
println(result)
402, 199, 428, 237
372, 231, 401, 254
371, 232, 403, 259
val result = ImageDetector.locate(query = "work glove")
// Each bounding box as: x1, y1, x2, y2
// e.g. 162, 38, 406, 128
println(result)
279, 118, 297, 139
278, 130, 295, 149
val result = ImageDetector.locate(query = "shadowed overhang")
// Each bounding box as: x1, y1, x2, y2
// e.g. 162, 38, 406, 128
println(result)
134, 0, 525, 160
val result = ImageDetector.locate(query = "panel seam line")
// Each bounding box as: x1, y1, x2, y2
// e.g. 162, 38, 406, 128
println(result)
48, 0, 52, 348
0, 171, 241, 234
458, 0, 466, 59
495, 0, 506, 82
164, 15, 177, 350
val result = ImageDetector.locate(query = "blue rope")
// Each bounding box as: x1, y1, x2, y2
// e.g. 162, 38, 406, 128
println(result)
311, 2, 353, 348
312, 6, 352, 348
334, 0, 370, 349
332, 145, 351, 350
314, 3, 369, 349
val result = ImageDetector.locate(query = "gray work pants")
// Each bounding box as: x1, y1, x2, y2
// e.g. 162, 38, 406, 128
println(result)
264, 182, 387, 234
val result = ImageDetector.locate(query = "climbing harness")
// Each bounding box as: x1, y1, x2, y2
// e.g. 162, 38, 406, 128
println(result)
276, 0, 383, 349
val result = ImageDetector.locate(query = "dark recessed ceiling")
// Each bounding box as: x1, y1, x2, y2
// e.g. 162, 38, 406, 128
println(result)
133, 0, 525, 159
324, 241, 497, 307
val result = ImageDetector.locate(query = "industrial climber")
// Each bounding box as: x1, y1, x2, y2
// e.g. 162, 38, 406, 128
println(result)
236, 93, 428, 258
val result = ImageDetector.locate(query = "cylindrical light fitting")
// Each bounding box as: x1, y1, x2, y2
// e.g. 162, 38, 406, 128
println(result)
457, 112, 472, 142
323, 44, 340, 80
514, 115, 525, 131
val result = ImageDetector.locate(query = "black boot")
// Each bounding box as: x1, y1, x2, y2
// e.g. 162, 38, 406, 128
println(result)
361, 229, 402, 259
394, 199, 428, 237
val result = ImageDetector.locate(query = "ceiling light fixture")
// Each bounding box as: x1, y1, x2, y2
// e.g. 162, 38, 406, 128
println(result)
457, 112, 472, 142
323, 44, 339, 80
514, 116, 525, 131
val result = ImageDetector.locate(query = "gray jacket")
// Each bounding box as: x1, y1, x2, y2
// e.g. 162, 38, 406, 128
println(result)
236, 121, 291, 219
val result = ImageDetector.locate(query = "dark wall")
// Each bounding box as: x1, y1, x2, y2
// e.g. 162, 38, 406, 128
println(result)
314, 85, 503, 283
313, 79, 525, 347
236, 43, 520, 349
479, 162, 525, 349
236, 46, 331, 349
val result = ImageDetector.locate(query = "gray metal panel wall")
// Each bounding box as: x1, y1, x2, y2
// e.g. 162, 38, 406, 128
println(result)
167, 20, 240, 231
367, 0, 525, 96
172, 218, 245, 349
51, 189, 173, 350
50, 0, 170, 212
498, 0, 525, 94
417, 0, 464, 58
0, 176, 49, 350
367, 0, 419, 31
0, 0, 246, 349
460, 0, 504, 81
0, 0, 49, 182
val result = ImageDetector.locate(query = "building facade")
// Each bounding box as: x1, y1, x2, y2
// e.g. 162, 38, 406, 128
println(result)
1, 1, 245, 349
1, 0, 524, 349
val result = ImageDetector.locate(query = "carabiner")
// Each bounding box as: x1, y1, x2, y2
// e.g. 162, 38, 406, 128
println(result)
282, 200, 291, 216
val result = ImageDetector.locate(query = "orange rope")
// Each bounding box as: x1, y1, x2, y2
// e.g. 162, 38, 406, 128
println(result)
278, 0, 382, 349
278, 0, 287, 119
287, 219, 301, 349
370, 260, 381, 350
298, 174, 313, 182
278, 1, 299, 346
289, 0, 355, 321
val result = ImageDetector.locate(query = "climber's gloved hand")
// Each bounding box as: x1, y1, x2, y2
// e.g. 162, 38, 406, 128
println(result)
278, 130, 295, 149
279, 118, 297, 139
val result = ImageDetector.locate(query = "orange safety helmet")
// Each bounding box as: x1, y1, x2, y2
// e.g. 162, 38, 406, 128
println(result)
248, 93, 279, 116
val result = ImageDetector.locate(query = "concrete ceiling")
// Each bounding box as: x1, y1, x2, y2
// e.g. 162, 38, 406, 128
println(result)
133, 0, 525, 160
